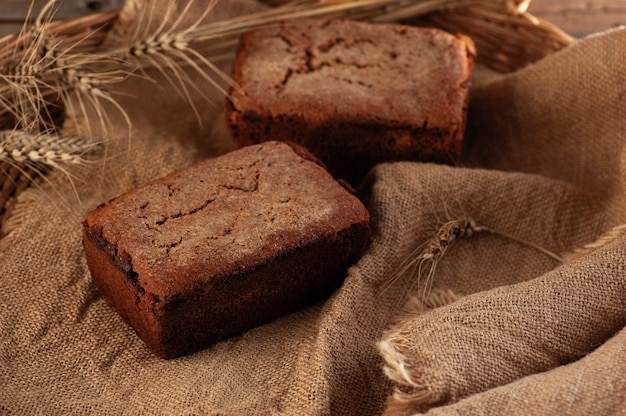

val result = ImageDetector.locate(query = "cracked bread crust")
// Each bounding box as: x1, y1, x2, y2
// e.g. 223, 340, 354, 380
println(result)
227, 18, 476, 185
82, 141, 370, 358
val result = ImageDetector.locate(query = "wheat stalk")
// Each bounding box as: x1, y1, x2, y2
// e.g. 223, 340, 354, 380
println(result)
101, 0, 230, 124
0, 128, 103, 223
380, 219, 488, 301
0, 1, 124, 218
0, 129, 102, 169
380, 217, 563, 302
0, 4, 119, 135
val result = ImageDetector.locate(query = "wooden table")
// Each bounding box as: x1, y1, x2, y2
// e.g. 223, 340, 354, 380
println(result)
529, 0, 626, 37
0, 0, 124, 35
0, 0, 624, 37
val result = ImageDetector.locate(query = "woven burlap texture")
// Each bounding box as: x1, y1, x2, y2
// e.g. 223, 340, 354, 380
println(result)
1, 0, 625, 414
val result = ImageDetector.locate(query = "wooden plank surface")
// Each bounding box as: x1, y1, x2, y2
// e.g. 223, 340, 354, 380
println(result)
528, 0, 626, 37
0, 0, 124, 35
0, 0, 624, 37
0, 0, 124, 19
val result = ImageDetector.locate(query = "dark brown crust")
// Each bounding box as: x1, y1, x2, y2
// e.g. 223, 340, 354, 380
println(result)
282, 140, 328, 170
82, 141, 370, 358
226, 18, 475, 185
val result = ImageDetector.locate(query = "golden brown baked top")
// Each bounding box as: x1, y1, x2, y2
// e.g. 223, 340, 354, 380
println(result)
83, 141, 370, 298
230, 18, 476, 130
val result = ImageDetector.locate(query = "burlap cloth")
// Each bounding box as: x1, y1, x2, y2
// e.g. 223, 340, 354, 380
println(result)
1, 1, 625, 414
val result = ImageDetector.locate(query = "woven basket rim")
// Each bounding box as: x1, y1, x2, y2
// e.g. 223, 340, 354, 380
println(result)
0, 0, 575, 234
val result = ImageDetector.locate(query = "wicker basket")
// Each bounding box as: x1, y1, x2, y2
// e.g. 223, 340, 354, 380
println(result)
0, 0, 575, 234
0, 11, 116, 236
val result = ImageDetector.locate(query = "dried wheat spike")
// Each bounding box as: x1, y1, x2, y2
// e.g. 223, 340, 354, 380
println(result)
381, 217, 563, 303
0, 129, 102, 168
102, 0, 229, 123
381, 219, 489, 301
422, 219, 488, 260
0, 0, 130, 139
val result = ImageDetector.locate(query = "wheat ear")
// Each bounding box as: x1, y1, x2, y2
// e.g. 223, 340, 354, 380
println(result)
381, 218, 488, 301
0, 2, 58, 132
381, 218, 563, 302
0, 129, 102, 169
95, 0, 229, 125
0, 128, 103, 204
0, 1, 130, 139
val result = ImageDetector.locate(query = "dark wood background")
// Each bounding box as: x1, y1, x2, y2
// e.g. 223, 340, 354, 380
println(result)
0, 0, 624, 37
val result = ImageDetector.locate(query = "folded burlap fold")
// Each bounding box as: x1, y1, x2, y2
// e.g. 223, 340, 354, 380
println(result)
420, 324, 626, 415
377, 26, 626, 415
379, 233, 626, 414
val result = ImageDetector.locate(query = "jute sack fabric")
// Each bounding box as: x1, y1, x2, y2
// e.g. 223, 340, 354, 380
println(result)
376, 27, 626, 415
0, 0, 625, 414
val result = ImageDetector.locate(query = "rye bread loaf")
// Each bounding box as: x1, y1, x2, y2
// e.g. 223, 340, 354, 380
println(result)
82, 141, 370, 359
227, 17, 476, 185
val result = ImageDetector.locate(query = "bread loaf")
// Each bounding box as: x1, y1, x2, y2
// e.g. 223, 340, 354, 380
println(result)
82, 141, 370, 358
227, 18, 476, 185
